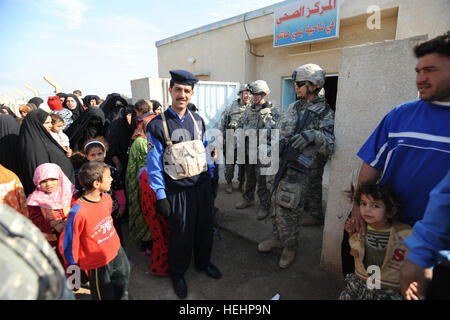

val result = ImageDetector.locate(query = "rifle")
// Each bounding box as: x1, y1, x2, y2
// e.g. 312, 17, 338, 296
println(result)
271, 102, 315, 197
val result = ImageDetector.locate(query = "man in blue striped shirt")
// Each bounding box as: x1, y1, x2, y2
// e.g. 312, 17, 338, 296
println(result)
351, 32, 450, 231
343, 32, 450, 295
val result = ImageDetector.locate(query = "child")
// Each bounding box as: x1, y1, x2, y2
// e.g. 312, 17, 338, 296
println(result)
49, 113, 72, 157
47, 95, 73, 129
26, 163, 77, 248
339, 183, 412, 300
59, 161, 130, 300
83, 137, 126, 245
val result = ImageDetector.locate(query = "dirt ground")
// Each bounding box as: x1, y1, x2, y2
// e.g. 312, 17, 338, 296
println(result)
75, 182, 344, 300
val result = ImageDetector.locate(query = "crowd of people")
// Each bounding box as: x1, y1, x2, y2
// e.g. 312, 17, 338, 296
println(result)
0, 90, 163, 299
0, 32, 449, 301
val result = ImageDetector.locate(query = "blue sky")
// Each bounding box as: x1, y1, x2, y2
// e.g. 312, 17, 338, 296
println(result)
0, 0, 282, 101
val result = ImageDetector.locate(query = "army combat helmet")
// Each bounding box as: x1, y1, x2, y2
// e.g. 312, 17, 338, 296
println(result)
237, 83, 251, 94
292, 64, 326, 89
250, 80, 270, 95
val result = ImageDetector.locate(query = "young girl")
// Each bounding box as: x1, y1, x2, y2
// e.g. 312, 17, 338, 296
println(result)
340, 183, 413, 300
49, 113, 72, 157
83, 137, 126, 244
126, 116, 154, 255
26, 163, 78, 248
139, 166, 169, 276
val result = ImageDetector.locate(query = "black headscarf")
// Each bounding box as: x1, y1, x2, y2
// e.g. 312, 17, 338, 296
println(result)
0, 114, 21, 175
62, 93, 84, 122
65, 106, 106, 152
28, 97, 44, 108
83, 95, 101, 107
105, 105, 134, 177
19, 109, 75, 195
0, 105, 17, 118
99, 93, 128, 136
57, 92, 67, 99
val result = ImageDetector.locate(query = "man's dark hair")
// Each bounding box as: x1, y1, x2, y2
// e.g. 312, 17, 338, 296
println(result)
414, 31, 450, 59
169, 80, 195, 90
134, 99, 153, 113
78, 161, 109, 191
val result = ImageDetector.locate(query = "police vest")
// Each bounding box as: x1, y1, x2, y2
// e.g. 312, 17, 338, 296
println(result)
161, 111, 208, 180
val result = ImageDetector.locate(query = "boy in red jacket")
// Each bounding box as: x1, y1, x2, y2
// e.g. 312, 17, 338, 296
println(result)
59, 161, 130, 300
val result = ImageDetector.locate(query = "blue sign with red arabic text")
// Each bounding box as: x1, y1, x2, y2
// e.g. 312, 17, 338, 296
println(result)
274, 0, 342, 48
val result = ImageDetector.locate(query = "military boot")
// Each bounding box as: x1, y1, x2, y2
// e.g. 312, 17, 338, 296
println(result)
257, 238, 282, 253
235, 199, 254, 209
225, 183, 233, 194
279, 247, 296, 269
256, 207, 269, 220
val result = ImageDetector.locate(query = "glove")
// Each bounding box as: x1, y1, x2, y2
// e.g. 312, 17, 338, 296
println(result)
290, 130, 316, 152
156, 198, 171, 218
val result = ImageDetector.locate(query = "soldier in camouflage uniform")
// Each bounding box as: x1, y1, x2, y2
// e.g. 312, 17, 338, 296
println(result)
0, 204, 74, 299
258, 64, 335, 268
219, 83, 252, 194
235, 80, 278, 220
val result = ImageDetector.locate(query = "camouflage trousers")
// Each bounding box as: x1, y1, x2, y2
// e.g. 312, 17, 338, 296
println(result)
242, 163, 271, 209
225, 163, 246, 185
270, 167, 308, 249
302, 165, 325, 219
339, 273, 404, 300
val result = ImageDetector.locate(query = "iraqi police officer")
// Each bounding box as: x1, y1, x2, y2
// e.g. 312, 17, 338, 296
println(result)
235, 80, 278, 220
146, 70, 222, 299
258, 64, 335, 268
219, 83, 252, 194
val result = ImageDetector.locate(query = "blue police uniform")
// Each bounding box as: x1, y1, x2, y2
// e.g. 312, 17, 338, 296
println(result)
146, 70, 217, 281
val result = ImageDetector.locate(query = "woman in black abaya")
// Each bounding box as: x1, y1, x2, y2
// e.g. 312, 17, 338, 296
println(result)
65, 106, 106, 152
19, 109, 75, 195
63, 93, 84, 122
105, 105, 134, 178
99, 93, 128, 137
83, 95, 101, 107
0, 114, 21, 175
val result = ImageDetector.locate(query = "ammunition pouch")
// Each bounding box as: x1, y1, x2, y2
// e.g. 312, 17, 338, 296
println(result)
275, 179, 302, 209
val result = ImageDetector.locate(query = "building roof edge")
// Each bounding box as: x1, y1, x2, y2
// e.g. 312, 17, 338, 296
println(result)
155, 0, 298, 47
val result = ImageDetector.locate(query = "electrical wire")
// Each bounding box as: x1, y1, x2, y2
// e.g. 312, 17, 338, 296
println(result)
243, 13, 264, 58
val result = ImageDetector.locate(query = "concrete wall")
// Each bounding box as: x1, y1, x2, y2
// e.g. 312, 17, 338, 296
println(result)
250, 12, 398, 108
130, 77, 171, 106
319, 35, 427, 274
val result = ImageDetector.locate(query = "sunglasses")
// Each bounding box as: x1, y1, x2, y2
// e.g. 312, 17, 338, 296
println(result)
295, 81, 308, 88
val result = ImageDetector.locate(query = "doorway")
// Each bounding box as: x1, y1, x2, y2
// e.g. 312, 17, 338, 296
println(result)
281, 74, 339, 111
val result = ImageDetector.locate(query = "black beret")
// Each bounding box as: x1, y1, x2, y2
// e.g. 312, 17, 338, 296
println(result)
169, 69, 199, 86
